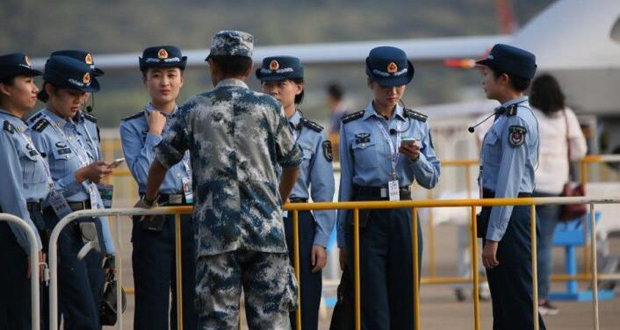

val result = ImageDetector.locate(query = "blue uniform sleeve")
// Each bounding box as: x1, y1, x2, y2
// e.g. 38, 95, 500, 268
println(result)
408, 124, 440, 189
486, 117, 528, 241
309, 132, 336, 247
155, 106, 189, 169
120, 120, 160, 186
0, 132, 42, 253
337, 124, 353, 248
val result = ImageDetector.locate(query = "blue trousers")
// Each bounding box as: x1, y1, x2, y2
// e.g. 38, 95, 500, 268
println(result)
533, 191, 561, 300
284, 210, 322, 330
0, 222, 32, 330
132, 214, 197, 330
485, 205, 546, 330
345, 202, 423, 330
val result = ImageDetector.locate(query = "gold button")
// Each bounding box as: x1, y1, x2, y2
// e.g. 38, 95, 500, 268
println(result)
65, 155, 70, 159
176, 173, 181, 178
68, 137, 72, 141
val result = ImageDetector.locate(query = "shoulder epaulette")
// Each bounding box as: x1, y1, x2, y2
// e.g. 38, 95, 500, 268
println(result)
121, 112, 145, 121
300, 118, 324, 133
404, 108, 427, 122
27, 112, 43, 124
506, 104, 518, 117
32, 118, 50, 132
3, 120, 15, 134
83, 113, 97, 123
341, 110, 364, 124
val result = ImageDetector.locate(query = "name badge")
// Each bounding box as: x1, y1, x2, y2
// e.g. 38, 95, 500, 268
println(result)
48, 191, 72, 219
388, 180, 400, 202
182, 177, 194, 204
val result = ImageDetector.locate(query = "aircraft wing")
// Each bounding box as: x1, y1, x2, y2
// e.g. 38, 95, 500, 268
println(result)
30, 35, 511, 71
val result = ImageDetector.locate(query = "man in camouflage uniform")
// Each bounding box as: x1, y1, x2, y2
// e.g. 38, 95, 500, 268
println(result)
140, 30, 302, 329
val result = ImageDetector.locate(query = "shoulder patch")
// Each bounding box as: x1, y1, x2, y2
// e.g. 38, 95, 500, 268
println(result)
506, 104, 518, 117
404, 108, 427, 122
508, 125, 527, 147
32, 119, 50, 132
27, 112, 43, 124
341, 110, 364, 124
121, 112, 145, 121
300, 118, 324, 133
322, 140, 333, 162
3, 120, 15, 134
83, 113, 97, 123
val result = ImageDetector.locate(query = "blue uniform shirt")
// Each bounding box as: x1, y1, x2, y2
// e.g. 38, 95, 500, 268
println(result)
336, 102, 441, 247
0, 110, 51, 252
480, 97, 539, 241
120, 103, 191, 194
74, 111, 102, 162
287, 110, 336, 248
30, 108, 115, 253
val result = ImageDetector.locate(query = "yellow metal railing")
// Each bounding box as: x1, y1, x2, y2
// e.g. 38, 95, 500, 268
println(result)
283, 196, 620, 330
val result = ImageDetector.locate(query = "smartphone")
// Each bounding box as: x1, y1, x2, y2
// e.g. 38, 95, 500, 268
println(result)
400, 137, 418, 147
108, 158, 125, 169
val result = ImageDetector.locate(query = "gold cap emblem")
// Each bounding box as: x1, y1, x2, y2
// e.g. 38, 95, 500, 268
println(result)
85, 53, 93, 65
24, 56, 31, 66
83, 72, 91, 85
387, 62, 398, 74
269, 59, 280, 71
157, 48, 169, 59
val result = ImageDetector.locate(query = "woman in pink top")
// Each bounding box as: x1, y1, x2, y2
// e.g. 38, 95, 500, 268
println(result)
530, 74, 587, 315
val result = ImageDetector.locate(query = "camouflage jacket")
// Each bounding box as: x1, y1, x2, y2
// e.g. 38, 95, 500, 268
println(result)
155, 78, 302, 256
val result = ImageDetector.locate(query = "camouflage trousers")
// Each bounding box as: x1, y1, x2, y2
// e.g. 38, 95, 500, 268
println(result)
195, 250, 298, 329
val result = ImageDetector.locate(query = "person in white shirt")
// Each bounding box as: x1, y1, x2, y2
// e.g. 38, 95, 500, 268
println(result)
530, 74, 587, 315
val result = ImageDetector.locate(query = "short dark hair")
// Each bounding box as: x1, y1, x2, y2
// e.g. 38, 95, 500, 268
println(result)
326, 83, 343, 100
210, 55, 252, 77
292, 78, 304, 104
0, 76, 15, 86
530, 74, 565, 115
492, 70, 531, 92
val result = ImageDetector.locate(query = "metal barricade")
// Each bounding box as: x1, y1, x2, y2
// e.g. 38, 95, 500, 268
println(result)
0, 213, 42, 330
47, 206, 192, 330
284, 196, 620, 330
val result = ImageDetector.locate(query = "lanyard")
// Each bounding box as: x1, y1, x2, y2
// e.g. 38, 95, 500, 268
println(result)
375, 119, 401, 179
15, 127, 54, 189
79, 118, 99, 161
181, 152, 192, 180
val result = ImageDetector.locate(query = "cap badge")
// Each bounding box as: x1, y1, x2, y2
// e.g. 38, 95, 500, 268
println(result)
387, 62, 398, 74
85, 53, 94, 65
269, 60, 280, 71
24, 56, 32, 66
158, 48, 169, 60
83, 72, 91, 85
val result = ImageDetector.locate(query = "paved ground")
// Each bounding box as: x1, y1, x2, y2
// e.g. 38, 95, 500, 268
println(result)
100, 217, 620, 329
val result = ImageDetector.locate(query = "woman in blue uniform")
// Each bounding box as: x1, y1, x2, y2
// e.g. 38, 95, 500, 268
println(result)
336, 46, 440, 329
0, 52, 51, 330
30, 55, 114, 330
257, 56, 336, 330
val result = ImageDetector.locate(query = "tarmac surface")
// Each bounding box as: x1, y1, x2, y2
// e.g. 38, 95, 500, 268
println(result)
103, 216, 619, 329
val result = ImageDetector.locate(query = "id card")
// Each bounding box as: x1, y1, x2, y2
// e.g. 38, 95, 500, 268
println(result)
182, 177, 194, 204
388, 180, 400, 201
48, 191, 72, 219
98, 184, 114, 209
89, 186, 99, 210
282, 210, 289, 218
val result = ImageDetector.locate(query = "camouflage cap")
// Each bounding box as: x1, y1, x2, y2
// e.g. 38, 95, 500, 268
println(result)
205, 30, 254, 61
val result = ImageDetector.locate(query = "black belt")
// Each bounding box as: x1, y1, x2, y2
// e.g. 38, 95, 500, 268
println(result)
27, 201, 44, 211
67, 200, 92, 211
289, 198, 308, 203
353, 185, 411, 200
482, 189, 532, 199
141, 193, 190, 205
